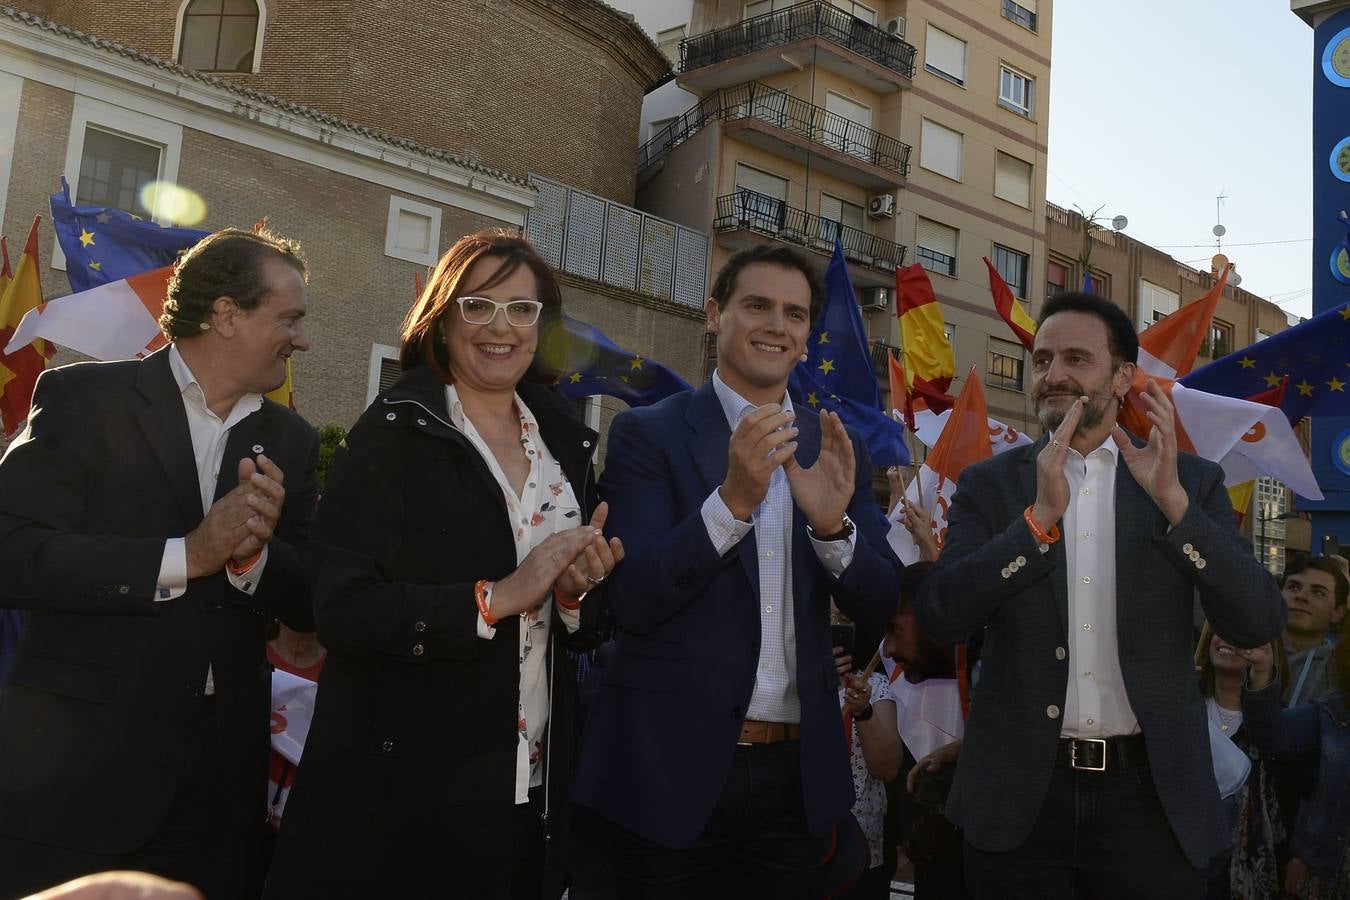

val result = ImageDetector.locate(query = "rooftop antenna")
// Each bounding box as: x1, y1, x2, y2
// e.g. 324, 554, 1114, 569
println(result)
1213, 189, 1228, 252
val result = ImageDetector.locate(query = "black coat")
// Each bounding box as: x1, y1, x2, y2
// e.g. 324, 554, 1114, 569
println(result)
0, 350, 318, 859
266, 364, 604, 899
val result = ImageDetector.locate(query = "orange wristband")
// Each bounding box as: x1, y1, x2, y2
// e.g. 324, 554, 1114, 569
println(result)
1023, 505, 1061, 545
554, 585, 582, 611
227, 551, 262, 576
474, 579, 498, 627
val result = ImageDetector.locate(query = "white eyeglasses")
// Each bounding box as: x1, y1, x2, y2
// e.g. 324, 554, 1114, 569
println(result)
455, 296, 544, 327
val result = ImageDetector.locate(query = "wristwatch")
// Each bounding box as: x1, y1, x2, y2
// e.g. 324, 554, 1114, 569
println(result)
808, 514, 855, 542
855, 702, 874, 722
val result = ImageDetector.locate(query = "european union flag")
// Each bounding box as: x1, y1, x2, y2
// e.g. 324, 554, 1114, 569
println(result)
50, 178, 208, 293
788, 240, 909, 466
1181, 301, 1350, 422
546, 314, 692, 408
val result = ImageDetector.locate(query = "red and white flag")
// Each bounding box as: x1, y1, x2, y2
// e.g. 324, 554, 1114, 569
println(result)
4, 266, 171, 360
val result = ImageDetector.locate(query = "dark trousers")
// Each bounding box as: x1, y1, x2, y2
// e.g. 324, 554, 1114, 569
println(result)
963, 761, 1203, 900
613, 741, 822, 899
509, 785, 547, 900
0, 698, 260, 900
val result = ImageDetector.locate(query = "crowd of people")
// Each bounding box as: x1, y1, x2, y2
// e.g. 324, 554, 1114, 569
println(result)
0, 227, 1345, 900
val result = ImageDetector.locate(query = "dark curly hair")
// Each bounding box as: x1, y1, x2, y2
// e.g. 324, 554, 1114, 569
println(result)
160, 228, 307, 340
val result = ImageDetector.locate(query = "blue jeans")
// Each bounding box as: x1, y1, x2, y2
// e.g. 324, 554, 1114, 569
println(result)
964, 761, 1204, 899
613, 741, 822, 899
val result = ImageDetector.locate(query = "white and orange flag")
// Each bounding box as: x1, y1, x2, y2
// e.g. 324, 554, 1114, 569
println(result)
1137, 264, 1230, 379
887, 365, 995, 564
6, 264, 295, 409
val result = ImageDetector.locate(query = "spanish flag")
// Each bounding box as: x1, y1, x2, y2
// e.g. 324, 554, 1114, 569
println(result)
0, 217, 53, 437
896, 264, 954, 428
984, 256, 1037, 351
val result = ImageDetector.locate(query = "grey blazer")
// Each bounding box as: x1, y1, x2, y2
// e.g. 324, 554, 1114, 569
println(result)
917, 434, 1285, 869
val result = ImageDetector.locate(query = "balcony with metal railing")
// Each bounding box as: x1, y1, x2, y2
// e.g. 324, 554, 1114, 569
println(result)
637, 81, 910, 190
713, 189, 906, 287
679, 1, 917, 95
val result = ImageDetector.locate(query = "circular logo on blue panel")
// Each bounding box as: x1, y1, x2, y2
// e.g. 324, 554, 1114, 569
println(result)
1334, 428, 1350, 477
1323, 27, 1350, 86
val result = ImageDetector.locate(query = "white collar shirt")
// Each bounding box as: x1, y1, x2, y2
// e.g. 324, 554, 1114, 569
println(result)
1060, 433, 1139, 738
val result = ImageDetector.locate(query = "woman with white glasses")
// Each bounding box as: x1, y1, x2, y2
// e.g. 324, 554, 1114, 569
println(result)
265, 230, 622, 899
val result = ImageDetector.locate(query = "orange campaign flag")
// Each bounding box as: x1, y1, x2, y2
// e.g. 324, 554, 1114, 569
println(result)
984, 256, 1037, 351
0, 217, 53, 437
1137, 264, 1230, 379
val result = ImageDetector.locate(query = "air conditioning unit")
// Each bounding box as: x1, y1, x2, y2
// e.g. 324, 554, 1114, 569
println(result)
860, 287, 890, 311
883, 16, 906, 38
867, 193, 895, 219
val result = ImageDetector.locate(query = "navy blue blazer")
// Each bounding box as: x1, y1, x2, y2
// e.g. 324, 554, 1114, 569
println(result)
573, 382, 902, 848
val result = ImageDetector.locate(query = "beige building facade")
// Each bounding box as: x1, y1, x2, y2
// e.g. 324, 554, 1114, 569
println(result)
635, 0, 1051, 426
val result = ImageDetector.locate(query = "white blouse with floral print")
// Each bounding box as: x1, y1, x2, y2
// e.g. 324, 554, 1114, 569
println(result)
446, 385, 583, 804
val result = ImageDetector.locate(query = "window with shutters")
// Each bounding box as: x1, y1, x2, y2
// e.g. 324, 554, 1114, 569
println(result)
822, 92, 873, 158
1046, 257, 1069, 299
818, 194, 864, 243
916, 218, 958, 277
177, 0, 263, 73
919, 119, 962, 181
829, 0, 877, 24
744, 0, 795, 18
1138, 280, 1178, 329
1002, 0, 1037, 32
367, 344, 402, 405
993, 245, 1029, 299
924, 25, 966, 86
1086, 272, 1107, 297
998, 64, 1035, 116
988, 337, 1025, 391
734, 163, 790, 232
994, 152, 1032, 208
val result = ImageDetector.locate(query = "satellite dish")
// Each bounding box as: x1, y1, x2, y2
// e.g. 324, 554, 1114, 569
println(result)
1212, 253, 1230, 273
1231, 272, 1242, 287
1111, 215, 1128, 231
1213, 224, 1227, 237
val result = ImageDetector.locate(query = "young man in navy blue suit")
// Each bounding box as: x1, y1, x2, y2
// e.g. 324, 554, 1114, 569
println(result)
573, 245, 902, 897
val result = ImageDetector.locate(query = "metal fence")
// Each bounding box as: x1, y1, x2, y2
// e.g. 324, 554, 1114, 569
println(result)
713, 189, 907, 273
637, 81, 911, 178
524, 175, 709, 309
681, 0, 917, 79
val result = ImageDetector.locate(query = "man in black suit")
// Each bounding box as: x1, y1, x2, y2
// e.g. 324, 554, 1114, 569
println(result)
0, 228, 319, 899
918, 292, 1285, 898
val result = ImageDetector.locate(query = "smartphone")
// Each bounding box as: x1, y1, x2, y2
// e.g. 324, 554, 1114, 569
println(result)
1322, 534, 1339, 558
830, 622, 856, 653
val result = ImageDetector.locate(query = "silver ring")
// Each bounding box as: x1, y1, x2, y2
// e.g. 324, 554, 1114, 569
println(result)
584, 574, 601, 586
551, 552, 560, 563
1050, 439, 1061, 448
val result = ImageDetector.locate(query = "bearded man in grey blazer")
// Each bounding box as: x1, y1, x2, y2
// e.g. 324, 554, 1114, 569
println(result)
918, 292, 1285, 899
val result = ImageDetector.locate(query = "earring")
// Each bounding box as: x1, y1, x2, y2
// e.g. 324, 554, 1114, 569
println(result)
799, 353, 809, 362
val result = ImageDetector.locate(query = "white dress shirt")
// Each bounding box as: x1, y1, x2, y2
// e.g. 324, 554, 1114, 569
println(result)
699, 370, 855, 724
155, 344, 268, 693
1060, 434, 1139, 738
447, 385, 581, 804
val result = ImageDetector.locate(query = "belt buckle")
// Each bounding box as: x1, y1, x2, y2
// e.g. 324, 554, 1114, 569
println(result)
1069, 738, 1107, 772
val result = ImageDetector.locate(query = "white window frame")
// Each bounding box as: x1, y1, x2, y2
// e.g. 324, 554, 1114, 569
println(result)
56, 96, 184, 272
172, 0, 269, 74
998, 63, 1035, 117
367, 343, 401, 405
919, 118, 963, 182
924, 24, 967, 86
0, 72, 22, 230
829, 0, 878, 24
1001, 0, 1037, 32
384, 195, 442, 267
1138, 279, 1179, 330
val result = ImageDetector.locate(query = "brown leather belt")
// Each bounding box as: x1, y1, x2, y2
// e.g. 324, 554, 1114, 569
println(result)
737, 720, 801, 746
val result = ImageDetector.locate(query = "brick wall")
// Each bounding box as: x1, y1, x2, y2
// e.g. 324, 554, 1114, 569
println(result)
8, 0, 665, 201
